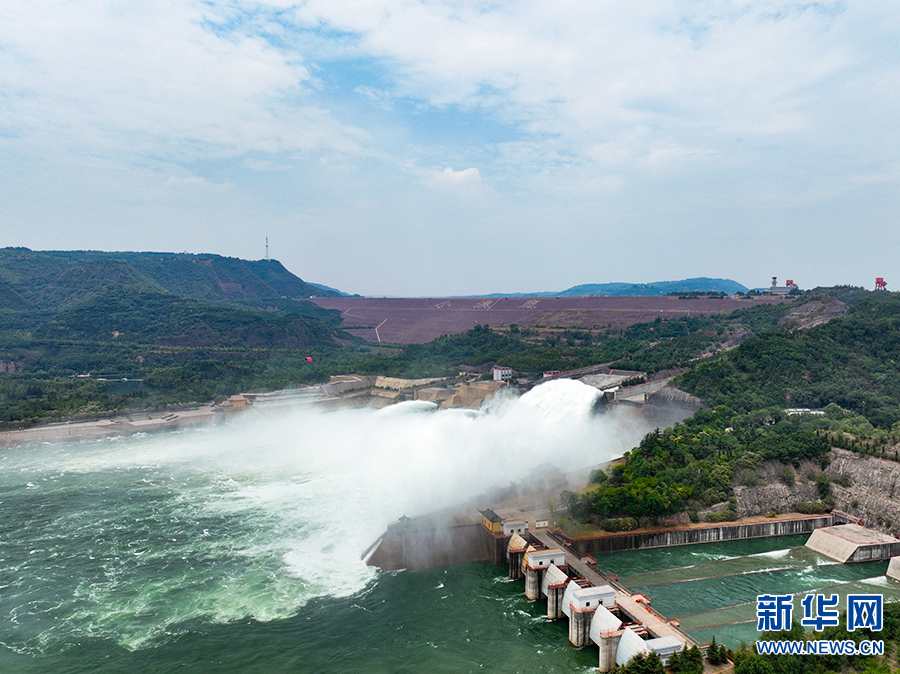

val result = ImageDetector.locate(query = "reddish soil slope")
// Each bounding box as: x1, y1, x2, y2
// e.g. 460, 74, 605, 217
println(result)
310, 296, 788, 344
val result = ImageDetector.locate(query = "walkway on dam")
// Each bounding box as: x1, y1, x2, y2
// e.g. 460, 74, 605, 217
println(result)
531, 530, 699, 647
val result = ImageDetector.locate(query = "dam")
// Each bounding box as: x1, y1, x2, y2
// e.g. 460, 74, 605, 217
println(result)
491, 518, 698, 671
364, 511, 836, 570
366, 505, 900, 656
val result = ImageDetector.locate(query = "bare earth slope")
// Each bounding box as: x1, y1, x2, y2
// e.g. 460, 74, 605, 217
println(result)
311, 295, 788, 343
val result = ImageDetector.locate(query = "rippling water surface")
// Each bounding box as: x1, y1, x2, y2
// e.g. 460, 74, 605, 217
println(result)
3, 382, 898, 671
0, 381, 648, 672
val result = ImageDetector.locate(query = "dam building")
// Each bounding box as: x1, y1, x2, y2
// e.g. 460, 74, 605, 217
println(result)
804, 523, 900, 563
524, 548, 567, 600
484, 511, 695, 671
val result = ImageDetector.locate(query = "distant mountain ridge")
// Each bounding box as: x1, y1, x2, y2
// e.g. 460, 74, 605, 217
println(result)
0, 248, 343, 307
481, 277, 748, 297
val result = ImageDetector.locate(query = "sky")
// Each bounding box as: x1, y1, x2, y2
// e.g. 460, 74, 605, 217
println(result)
1, 1, 898, 297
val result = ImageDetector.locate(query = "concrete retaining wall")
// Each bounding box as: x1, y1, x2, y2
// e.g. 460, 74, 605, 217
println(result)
365, 516, 834, 570
569, 517, 832, 556
850, 543, 900, 562
805, 523, 900, 562
364, 523, 489, 570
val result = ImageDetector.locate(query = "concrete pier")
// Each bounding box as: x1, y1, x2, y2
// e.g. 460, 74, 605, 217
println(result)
525, 565, 543, 600
533, 530, 695, 646
507, 533, 527, 580
569, 608, 595, 648
565, 584, 614, 647
541, 563, 570, 619
804, 523, 900, 563
597, 631, 624, 672
589, 606, 627, 672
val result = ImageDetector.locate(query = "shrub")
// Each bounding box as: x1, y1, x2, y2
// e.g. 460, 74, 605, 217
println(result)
792, 500, 830, 515
600, 517, 638, 532
778, 465, 795, 486
705, 509, 738, 523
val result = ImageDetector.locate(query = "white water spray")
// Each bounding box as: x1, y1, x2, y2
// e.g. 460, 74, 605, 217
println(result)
1, 379, 664, 651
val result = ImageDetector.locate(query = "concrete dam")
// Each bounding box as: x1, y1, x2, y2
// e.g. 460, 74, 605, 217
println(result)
364, 513, 835, 569
363, 510, 866, 671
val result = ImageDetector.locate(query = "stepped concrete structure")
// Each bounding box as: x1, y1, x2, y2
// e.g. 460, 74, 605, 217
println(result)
887, 556, 900, 581
804, 523, 900, 563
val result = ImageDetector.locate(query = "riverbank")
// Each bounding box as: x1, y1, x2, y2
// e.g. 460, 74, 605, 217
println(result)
0, 376, 511, 449
0, 404, 222, 448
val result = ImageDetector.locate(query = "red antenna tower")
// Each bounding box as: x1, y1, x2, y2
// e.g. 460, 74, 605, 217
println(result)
875, 277, 887, 290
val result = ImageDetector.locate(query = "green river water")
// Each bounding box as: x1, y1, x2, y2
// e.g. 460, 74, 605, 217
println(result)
2, 383, 898, 672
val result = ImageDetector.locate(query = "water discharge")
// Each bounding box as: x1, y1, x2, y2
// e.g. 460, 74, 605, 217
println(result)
1, 380, 655, 656
6, 379, 896, 671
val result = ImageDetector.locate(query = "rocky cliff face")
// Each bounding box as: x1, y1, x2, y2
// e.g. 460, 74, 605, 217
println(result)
732, 449, 900, 535
734, 459, 820, 517
827, 448, 900, 533
778, 298, 848, 330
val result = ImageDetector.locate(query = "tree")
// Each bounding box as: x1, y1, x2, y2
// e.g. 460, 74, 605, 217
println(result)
734, 655, 775, 674
669, 645, 703, 674
620, 651, 666, 674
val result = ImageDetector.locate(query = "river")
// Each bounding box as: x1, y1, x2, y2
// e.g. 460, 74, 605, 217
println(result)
2, 381, 896, 672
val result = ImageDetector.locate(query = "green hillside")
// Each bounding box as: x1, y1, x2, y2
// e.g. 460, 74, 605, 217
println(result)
559, 277, 749, 296
0, 248, 343, 307
0, 248, 355, 427
483, 277, 749, 297
36, 288, 340, 349
563, 287, 900, 532
679, 289, 900, 427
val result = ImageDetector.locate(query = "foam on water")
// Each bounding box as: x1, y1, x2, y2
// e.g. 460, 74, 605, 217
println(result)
0, 380, 652, 653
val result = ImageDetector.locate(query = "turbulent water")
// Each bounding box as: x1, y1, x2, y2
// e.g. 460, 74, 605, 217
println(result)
0, 381, 654, 672
3, 380, 898, 672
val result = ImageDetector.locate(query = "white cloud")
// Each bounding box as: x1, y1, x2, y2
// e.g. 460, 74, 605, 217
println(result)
354, 85, 394, 110
289, 0, 891, 170
0, 0, 365, 162
2, 1, 900, 296
164, 175, 230, 189
435, 166, 481, 184
407, 165, 483, 192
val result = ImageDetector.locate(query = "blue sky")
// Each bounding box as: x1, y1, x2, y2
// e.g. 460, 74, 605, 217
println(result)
1, 1, 899, 296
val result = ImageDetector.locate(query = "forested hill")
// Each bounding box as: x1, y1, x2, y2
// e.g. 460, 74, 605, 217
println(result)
483, 277, 749, 297
678, 289, 900, 428
0, 248, 351, 378
0, 248, 343, 308
562, 288, 900, 536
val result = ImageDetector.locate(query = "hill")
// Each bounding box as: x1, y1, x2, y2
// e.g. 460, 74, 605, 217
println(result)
561, 287, 900, 535
480, 277, 748, 297
0, 248, 343, 308
557, 277, 749, 296
678, 289, 900, 427
0, 248, 353, 427
35, 287, 341, 349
